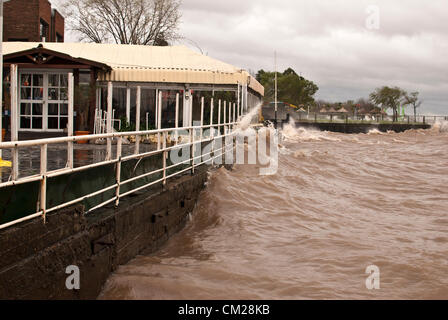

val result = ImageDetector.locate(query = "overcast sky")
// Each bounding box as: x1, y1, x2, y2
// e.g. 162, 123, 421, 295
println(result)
57, 0, 448, 114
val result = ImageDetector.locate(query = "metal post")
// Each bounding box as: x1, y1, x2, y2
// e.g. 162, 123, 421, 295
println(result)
218, 99, 221, 135
228, 101, 231, 126
10, 64, 18, 180
191, 124, 195, 175
157, 90, 162, 150
40, 144, 47, 223
163, 132, 167, 186
135, 86, 141, 154
126, 87, 131, 124
274, 51, 278, 129
175, 92, 179, 145
210, 97, 215, 162
200, 96, 204, 138
115, 137, 122, 207
233, 102, 236, 125
237, 83, 240, 119
210, 97, 214, 133
223, 101, 227, 135
155, 89, 158, 129
106, 81, 113, 160
67, 73, 74, 168
189, 89, 193, 128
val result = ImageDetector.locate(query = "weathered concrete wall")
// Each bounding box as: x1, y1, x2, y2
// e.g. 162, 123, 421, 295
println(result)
0, 167, 208, 300
288, 121, 431, 133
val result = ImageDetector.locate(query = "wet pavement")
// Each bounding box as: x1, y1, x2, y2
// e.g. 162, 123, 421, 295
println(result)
0, 142, 157, 183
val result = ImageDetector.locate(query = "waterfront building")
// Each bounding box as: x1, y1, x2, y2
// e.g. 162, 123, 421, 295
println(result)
2, 42, 263, 137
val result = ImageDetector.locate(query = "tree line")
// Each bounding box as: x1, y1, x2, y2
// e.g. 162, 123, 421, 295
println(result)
256, 68, 319, 108
256, 67, 423, 121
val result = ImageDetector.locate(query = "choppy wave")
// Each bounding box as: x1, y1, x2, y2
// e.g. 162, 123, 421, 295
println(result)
100, 124, 448, 300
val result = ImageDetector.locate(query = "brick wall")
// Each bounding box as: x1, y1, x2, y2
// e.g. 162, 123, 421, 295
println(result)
53, 9, 65, 42
3, 0, 64, 42
3, 0, 40, 41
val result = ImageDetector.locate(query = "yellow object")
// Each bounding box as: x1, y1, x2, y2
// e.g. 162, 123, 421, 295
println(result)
0, 158, 12, 168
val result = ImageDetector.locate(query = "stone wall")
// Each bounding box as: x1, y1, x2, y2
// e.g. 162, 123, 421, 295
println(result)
287, 121, 431, 134
0, 167, 208, 299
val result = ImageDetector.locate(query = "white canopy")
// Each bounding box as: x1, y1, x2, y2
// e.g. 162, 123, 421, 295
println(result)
2, 42, 264, 95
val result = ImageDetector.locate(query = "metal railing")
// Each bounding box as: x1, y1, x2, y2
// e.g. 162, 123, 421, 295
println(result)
0, 98, 245, 230
293, 113, 448, 124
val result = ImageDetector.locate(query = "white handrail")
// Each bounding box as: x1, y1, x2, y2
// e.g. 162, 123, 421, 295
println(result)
0, 121, 239, 230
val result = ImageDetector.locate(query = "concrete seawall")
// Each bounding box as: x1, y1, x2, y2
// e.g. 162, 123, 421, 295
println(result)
0, 167, 208, 299
285, 121, 431, 133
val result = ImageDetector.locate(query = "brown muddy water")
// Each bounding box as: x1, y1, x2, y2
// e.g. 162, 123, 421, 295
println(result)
99, 122, 448, 300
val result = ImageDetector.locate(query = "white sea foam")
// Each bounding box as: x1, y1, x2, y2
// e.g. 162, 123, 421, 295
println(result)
281, 119, 341, 142
432, 120, 448, 133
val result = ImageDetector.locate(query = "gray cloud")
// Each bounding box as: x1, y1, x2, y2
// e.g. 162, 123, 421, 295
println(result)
178, 0, 448, 114
56, 0, 448, 114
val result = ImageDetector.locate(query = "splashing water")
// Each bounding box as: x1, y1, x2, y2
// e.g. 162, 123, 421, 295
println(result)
432, 120, 448, 133
367, 129, 385, 135
281, 119, 342, 142
236, 103, 262, 131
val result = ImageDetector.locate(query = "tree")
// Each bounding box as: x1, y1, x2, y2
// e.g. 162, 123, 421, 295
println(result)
256, 68, 319, 107
369, 86, 407, 122
63, 0, 181, 45
404, 92, 422, 120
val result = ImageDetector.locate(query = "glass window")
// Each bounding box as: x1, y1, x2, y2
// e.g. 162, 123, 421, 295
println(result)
48, 117, 59, 129
49, 103, 58, 116
60, 103, 68, 116
48, 74, 59, 87
141, 89, 156, 128
60, 88, 68, 100
40, 20, 48, 41
21, 74, 31, 87
33, 88, 43, 100
32, 117, 42, 129
20, 117, 31, 129
60, 117, 68, 130
32, 103, 43, 116
60, 74, 68, 88
48, 88, 58, 100
21, 88, 31, 99
33, 74, 43, 87
112, 88, 127, 122
20, 103, 31, 115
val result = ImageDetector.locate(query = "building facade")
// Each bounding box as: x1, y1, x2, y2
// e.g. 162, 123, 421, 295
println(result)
3, 0, 64, 42
2, 42, 264, 135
